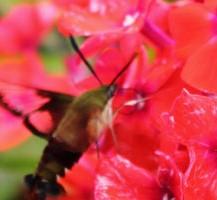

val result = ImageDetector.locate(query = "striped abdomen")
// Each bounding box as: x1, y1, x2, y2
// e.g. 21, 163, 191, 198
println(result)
24, 139, 82, 200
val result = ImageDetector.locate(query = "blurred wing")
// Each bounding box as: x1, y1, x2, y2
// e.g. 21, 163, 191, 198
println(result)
0, 81, 74, 138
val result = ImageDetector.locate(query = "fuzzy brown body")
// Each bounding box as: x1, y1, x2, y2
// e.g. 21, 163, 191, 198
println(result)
24, 86, 111, 199
53, 86, 109, 151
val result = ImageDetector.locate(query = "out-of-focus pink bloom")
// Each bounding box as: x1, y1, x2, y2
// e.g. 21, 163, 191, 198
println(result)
0, 53, 75, 93
0, 2, 56, 54
0, 106, 28, 151
0, 53, 75, 151
53, 0, 89, 8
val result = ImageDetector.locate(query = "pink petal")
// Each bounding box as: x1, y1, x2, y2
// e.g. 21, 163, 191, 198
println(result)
0, 53, 76, 94
0, 3, 56, 53
163, 89, 217, 144
181, 38, 217, 93
168, 4, 215, 59
58, 151, 97, 200
58, 0, 145, 36
95, 155, 161, 200
184, 145, 217, 200
0, 107, 30, 151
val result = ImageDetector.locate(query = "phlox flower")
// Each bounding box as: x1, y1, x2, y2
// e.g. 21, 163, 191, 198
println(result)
0, 2, 73, 150
0, 53, 75, 151
168, 2, 217, 93
0, 2, 56, 54
1, 0, 217, 200
162, 90, 217, 199
58, 0, 148, 36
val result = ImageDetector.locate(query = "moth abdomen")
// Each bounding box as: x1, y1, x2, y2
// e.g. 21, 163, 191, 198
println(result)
38, 140, 81, 174
25, 139, 82, 199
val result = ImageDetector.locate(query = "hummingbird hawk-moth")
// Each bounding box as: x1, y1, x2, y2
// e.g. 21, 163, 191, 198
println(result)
0, 36, 135, 199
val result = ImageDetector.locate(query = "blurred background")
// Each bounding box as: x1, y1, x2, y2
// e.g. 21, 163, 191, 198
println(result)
0, 0, 72, 199
0, 137, 46, 199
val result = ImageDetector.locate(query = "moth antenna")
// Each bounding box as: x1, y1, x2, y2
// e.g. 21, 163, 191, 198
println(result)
69, 36, 103, 86
109, 54, 137, 88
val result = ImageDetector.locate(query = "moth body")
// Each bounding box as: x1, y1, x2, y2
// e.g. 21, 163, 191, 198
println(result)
29, 86, 114, 199
53, 86, 111, 151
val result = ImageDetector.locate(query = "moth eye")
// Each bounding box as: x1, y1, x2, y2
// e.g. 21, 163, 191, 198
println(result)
107, 85, 117, 99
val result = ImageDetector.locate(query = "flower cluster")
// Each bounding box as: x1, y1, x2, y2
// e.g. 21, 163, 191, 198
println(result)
1, 0, 217, 199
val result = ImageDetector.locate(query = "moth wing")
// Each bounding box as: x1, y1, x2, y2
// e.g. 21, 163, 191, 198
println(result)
0, 81, 74, 137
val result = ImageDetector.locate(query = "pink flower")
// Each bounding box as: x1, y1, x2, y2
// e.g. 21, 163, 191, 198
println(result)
58, 0, 147, 36
0, 53, 75, 151
0, 2, 56, 54
2, 0, 217, 199
162, 90, 217, 198
163, 90, 217, 145
168, 3, 217, 93
184, 144, 217, 200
